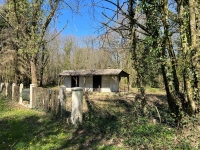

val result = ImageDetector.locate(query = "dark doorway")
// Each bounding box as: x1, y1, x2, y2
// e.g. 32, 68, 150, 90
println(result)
71, 76, 79, 87
93, 75, 101, 92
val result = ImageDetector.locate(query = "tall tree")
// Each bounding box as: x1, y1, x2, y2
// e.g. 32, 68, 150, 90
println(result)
0, 0, 80, 86
99, 0, 200, 122
0, 5, 29, 84
6, 0, 60, 86
174, 0, 199, 114
100, 0, 158, 113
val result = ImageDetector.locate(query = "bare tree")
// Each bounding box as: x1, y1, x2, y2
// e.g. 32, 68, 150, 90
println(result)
98, 0, 200, 122
0, 0, 80, 86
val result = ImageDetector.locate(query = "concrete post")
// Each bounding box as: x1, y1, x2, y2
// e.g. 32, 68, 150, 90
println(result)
59, 86, 66, 117
71, 87, 83, 125
0, 82, 4, 92
5, 83, 8, 96
19, 83, 23, 104
12, 83, 16, 100
30, 84, 36, 108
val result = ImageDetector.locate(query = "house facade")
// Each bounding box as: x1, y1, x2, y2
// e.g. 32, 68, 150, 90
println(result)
59, 69, 129, 92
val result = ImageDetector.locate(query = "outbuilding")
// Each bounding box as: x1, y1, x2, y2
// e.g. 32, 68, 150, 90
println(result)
59, 69, 129, 92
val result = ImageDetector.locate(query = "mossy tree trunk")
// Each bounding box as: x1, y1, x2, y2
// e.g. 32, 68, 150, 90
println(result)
175, 0, 199, 115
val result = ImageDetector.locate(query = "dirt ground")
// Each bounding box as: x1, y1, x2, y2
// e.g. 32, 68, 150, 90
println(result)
65, 88, 168, 114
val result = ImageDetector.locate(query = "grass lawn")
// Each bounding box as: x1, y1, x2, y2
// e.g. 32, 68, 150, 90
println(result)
0, 91, 200, 150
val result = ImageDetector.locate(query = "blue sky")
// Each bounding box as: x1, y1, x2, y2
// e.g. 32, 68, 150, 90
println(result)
0, 0, 116, 37
55, 0, 119, 37
55, 2, 106, 37
56, 13, 96, 36
0, 0, 105, 37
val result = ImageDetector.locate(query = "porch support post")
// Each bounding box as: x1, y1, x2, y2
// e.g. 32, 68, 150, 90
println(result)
128, 76, 130, 92
84, 76, 86, 92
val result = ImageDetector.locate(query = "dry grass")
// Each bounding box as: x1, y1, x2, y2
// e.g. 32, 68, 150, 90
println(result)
65, 88, 166, 115
1, 88, 200, 149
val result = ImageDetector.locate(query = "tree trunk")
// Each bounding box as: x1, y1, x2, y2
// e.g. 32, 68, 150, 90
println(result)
39, 45, 45, 87
162, 0, 180, 92
188, 0, 198, 113
189, 1, 198, 88
175, 0, 198, 115
196, 2, 200, 99
30, 57, 38, 86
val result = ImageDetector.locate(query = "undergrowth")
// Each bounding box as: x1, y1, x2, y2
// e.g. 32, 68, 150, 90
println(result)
0, 93, 200, 149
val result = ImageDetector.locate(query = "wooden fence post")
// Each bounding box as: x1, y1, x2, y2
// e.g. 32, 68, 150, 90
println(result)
30, 84, 36, 108
71, 87, 83, 125
19, 83, 23, 104
12, 83, 16, 100
59, 86, 66, 117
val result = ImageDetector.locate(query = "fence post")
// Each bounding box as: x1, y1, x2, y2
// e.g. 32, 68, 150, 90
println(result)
0, 82, 4, 93
59, 86, 66, 117
32, 86, 37, 108
71, 87, 83, 125
19, 83, 23, 104
30, 84, 36, 108
5, 82, 8, 96
12, 83, 16, 100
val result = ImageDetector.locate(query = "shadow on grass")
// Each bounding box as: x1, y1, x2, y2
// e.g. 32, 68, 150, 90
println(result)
56, 96, 176, 149
0, 110, 67, 150
92, 94, 174, 126
0, 115, 41, 149
57, 110, 120, 149
0, 94, 196, 149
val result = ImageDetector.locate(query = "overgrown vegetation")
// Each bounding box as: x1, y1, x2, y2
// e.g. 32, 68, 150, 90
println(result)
0, 0, 200, 148
1, 92, 200, 149
100, 0, 200, 124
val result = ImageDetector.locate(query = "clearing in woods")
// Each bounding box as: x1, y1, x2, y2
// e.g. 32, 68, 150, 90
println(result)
0, 88, 200, 149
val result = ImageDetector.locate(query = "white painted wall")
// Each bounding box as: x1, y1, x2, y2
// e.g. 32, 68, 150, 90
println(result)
79, 76, 84, 88
79, 76, 93, 91
64, 75, 119, 92
64, 76, 93, 92
64, 76, 71, 91
101, 75, 111, 92
86, 76, 93, 92
110, 76, 119, 92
